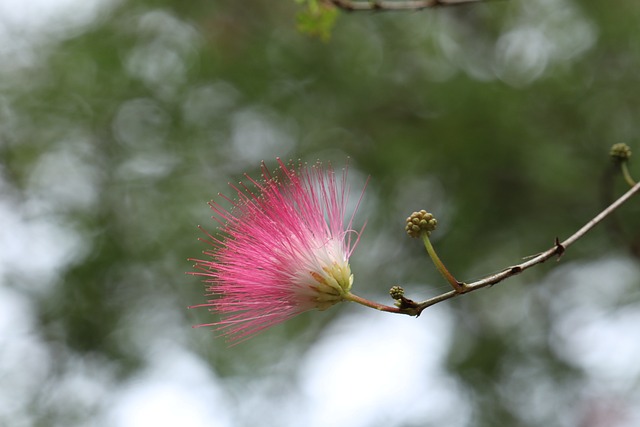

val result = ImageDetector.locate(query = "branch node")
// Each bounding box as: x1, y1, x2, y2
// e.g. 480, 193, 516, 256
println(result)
456, 281, 470, 293
510, 266, 523, 275
554, 237, 565, 260
397, 296, 421, 316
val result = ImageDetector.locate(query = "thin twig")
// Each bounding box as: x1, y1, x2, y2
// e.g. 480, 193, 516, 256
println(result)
327, 0, 490, 11
404, 180, 640, 315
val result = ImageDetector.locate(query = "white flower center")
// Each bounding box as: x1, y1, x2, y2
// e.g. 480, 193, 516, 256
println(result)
293, 238, 354, 310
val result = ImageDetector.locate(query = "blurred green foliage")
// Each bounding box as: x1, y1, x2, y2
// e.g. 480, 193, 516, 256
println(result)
1, 0, 640, 426
295, 0, 339, 41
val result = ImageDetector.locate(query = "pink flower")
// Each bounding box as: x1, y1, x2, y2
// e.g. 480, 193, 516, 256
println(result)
189, 159, 366, 343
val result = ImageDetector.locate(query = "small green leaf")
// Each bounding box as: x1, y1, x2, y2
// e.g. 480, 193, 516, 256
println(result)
296, 3, 339, 41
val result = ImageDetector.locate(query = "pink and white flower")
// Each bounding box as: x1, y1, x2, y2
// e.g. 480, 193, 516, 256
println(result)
190, 159, 366, 342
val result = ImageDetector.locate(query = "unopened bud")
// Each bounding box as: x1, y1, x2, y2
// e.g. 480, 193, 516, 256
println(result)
405, 210, 437, 238
610, 143, 632, 162
389, 285, 405, 300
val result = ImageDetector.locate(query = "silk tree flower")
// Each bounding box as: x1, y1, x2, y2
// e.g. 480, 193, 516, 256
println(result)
189, 158, 371, 343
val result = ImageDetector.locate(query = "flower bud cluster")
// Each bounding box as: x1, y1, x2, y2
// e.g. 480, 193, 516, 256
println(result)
610, 143, 632, 162
389, 285, 405, 300
405, 210, 437, 238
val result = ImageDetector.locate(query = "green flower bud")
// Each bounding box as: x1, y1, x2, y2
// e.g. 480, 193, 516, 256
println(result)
405, 210, 437, 238
610, 143, 632, 162
389, 285, 405, 300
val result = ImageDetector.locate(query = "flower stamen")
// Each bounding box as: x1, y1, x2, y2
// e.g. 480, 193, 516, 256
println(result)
189, 159, 366, 343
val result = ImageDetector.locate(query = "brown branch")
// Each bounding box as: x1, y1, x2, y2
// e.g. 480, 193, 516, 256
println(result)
326, 0, 491, 11
397, 180, 640, 315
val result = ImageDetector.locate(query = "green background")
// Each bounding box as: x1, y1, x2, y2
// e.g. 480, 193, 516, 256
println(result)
1, 0, 640, 426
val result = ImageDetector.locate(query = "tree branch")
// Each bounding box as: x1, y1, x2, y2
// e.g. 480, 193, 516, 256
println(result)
326, 0, 491, 11
400, 180, 640, 315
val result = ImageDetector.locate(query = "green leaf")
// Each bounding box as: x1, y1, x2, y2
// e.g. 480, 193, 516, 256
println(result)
296, 2, 339, 41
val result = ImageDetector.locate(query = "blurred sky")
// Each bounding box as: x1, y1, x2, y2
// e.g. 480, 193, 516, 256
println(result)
0, 0, 118, 71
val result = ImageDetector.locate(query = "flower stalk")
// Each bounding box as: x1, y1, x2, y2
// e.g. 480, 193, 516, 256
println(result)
343, 292, 402, 313
405, 210, 464, 293
611, 143, 636, 187
420, 232, 466, 293
621, 162, 636, 187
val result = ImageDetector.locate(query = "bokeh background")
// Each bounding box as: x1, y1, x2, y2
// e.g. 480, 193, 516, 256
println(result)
1, 0, 640, 426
